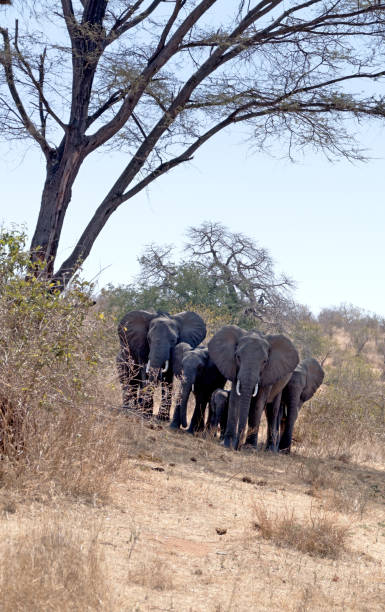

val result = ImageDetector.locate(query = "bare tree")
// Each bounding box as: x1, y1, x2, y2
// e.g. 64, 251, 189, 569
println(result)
137, 221, 294, 323
1, 1, 385, 287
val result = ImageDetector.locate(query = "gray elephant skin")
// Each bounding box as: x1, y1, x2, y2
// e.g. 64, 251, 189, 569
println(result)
117, 310, 206, 419
272, 358, 324, 453
209, 389, 230, 440
208, 325, 299, 450
170, 347, 226, 433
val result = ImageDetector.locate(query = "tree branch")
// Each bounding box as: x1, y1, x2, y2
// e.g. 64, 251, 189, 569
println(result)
108, 0, 163, 41
0, 27, 53, 157
12, 22, 67, 131
85, 0, 218, 152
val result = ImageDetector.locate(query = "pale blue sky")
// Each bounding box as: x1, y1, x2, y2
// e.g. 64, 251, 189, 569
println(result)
1, 119, 384, 317
1, 1, 384, 317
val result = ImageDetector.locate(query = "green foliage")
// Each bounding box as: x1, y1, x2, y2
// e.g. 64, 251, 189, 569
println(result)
101, 223, 293, 329
100, 262, 242, 324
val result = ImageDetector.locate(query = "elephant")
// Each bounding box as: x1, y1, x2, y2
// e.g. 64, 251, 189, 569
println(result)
273, 358, 324, 453
208, 325, 299, 450
170, 347, 226, 433
209, 389, 230, 440
117, 310, 206, 420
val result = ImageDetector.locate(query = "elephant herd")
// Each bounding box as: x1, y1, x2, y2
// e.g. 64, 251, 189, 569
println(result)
117, 309, 324, 453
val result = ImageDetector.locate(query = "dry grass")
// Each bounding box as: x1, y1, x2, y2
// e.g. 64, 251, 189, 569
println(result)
0, 240, 383, 610
0, 400, 133, 504
253, 503, 350, 559
128, 557, 175, 592
0, 518, 110, 611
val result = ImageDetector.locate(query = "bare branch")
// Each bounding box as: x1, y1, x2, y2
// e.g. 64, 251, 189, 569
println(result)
0, 26, 53, 157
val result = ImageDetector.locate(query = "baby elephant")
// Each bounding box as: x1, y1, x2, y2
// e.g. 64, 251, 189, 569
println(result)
209, 389, 230, 440
275, 358, 324, 453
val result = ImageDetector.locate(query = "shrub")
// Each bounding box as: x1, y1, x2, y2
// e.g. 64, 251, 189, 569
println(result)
295, 356, 385, 461
254, 504, 349, 559
0, 228, 128, 501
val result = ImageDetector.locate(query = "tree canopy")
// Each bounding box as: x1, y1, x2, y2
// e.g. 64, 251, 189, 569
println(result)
1, 1, 385, 286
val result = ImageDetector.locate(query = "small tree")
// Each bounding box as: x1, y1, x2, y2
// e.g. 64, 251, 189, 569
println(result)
1, 1, 385, 287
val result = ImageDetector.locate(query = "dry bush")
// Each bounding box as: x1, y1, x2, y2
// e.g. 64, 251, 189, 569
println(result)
0, 403, 135, 503
128, 557, 175, 592
0, 520, 110, 611
294, 357, 385, 463
0, 229, 134, 501
254, 504, 350, 559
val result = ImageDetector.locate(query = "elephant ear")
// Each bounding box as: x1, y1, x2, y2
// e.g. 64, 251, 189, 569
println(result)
301, 358, 324, 401
261, 335, 299, 387
208, 325, 245, 381
172, 311, 206, 348
118, 310, 156, 362
172, 342, 192, 377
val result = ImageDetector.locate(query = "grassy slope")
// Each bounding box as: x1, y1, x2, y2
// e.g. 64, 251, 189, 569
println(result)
1, 411, 384, 612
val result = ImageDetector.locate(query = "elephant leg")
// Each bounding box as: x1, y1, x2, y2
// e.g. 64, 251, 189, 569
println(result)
187, 396, 206, 434
157, 382, 172, 421
277, 401, 285, 444
219, 400, 228, 440
137, 386, 153, 417
246, 388, 269, 449
117, 351, 143, 410
201, 394, 211, 432
265, 391, 282, 452
170, 403, 182, 429
279, 397, 300, 453
206, 394, 215, 433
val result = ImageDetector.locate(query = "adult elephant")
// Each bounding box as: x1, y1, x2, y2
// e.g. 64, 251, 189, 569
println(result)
209, 389, 230, 440
117, 310, 206, 419
208, 325, 299, 450
275, 358, 324, 453
170, 347, 226, 433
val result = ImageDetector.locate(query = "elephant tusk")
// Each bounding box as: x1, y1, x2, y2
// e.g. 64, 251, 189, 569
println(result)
146, 360, 151, 374
161, 360, 169, 374
252, 383, 259, 397
236, 379, 241, 396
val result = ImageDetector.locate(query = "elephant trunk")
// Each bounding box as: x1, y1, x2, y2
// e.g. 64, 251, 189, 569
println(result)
235, 368, 258, 450
236, 389, 254, 450
179, 371, 196, 429
148, 345, 171, 373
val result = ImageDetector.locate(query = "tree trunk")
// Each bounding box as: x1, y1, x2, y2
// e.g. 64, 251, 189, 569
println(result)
30, 142, 85, 278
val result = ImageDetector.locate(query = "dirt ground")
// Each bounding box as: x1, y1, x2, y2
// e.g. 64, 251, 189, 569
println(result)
1, 414, 384, 612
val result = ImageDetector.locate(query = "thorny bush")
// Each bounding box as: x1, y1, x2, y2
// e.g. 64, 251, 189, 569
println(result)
0, 229, 125, 500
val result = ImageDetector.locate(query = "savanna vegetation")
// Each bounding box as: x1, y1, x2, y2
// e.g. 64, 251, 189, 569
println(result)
1, 2, 384, 609
0, 226, 384, 610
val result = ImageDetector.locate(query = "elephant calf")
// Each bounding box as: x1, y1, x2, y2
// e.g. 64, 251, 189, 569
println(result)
272, 358, 324, 453
209, 389, 229, 440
